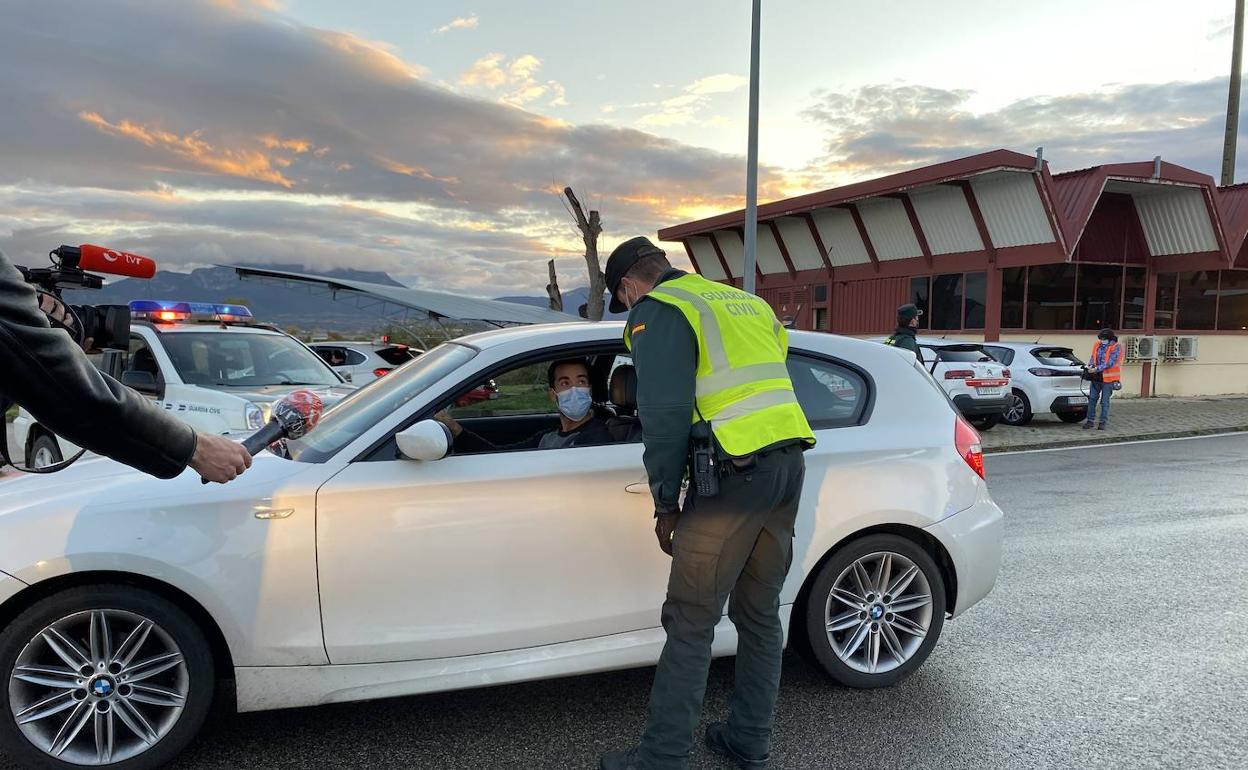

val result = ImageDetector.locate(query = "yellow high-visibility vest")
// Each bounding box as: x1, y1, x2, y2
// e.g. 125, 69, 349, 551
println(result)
624, 273, 815, 457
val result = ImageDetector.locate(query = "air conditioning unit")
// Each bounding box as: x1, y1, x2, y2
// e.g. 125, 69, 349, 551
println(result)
1125, 335, 1159, 362
1163, 335, 1199, 361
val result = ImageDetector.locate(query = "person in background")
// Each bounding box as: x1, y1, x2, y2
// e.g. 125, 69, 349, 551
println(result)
883, 303, 922, 358
1083, 328, 1122, 431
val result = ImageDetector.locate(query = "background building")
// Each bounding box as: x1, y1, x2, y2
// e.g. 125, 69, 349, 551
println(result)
659, 149, 1248, 397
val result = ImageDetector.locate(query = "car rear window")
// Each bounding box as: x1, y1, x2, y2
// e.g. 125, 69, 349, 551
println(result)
375, 346, 418, 366
786, 354, 870, 429
983, 345, 1015, 365
932, 347, 992, 363
1032, 348, 1083, 367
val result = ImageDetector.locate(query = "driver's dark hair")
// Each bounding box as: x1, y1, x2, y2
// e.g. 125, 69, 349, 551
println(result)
547, 357, 591, 389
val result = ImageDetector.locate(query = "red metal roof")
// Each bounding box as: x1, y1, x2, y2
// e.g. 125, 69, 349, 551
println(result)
1217, 183, 1248, 265
657, 149, 1040, 241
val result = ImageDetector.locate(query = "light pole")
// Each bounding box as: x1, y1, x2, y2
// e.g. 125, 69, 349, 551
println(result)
1223, 0, 1245, 186
743, 0, 761, 294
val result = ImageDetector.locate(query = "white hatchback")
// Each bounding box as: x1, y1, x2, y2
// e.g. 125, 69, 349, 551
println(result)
0, 323, 1003, 769
982, 343, 1089, 426
914, 339, 1011, 431
308, 341, 421, 384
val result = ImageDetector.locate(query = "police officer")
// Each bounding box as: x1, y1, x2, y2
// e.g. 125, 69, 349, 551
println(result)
883, 303, 923, 358
600, 237, 814, 770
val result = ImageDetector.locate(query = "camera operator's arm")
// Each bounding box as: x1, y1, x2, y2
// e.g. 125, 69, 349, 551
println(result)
0, 251, 248, 481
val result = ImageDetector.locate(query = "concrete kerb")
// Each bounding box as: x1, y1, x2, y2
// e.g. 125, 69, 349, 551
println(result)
985, 424, 1248, 454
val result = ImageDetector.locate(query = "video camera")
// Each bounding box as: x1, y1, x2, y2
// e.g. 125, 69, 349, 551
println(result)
16, 244, 157, 351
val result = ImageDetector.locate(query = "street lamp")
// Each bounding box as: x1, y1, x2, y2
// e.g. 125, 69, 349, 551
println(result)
743, 0, 761, 294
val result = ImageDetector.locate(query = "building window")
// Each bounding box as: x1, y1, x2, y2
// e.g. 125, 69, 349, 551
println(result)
1075, 264, 1123, 331
930, 273, 964, 330
908, 276, 930, 330
1122, 267, 1147, 329
1000, 267, 1026, 329
813, 284, 828, 303
1154, 273, 1177, 329
963, 272, 986, 329
1026, 264, 1077, 330
1217, 270, 1248, 330
1175, 271, 1218, 330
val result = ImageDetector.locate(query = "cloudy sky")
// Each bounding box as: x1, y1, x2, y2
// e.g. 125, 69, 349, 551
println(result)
0, 0, 1244, 297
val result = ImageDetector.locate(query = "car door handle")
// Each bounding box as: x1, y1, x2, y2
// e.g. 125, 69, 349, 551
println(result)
254, 507, 294, 520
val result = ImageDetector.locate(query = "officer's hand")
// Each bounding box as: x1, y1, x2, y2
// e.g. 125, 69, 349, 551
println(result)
655, 513, 678, 557
190, 433, 252, 483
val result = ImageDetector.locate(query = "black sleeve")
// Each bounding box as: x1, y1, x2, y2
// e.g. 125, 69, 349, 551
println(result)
629, 300, 697, 516
0, 251, 196, 478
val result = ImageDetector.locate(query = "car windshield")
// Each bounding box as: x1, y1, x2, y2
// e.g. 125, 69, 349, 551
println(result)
287, 342, 477, 463
161, 332, 341, 387
1033, 348, 1084, 367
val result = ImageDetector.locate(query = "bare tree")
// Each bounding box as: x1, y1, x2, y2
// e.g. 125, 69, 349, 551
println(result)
562, 186, 605, 321
545, 259, 563, 312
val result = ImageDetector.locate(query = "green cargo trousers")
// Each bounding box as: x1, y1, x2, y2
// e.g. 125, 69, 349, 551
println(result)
637, 445, 805, 769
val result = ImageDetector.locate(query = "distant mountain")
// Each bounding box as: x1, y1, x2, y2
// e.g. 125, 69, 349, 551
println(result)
496, 286, 628, 320
61, 265, 408, 332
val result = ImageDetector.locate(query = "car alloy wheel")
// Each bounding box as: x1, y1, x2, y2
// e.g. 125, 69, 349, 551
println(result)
1, 587, 213, 770
1002, 390, 1033, 426
30, 435, 63, 470
9, 610, 188, 765
800, 534, 946, 688
824, 552, 933, 675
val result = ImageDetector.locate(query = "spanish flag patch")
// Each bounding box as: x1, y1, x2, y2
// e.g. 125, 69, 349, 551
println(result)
632, 323, 646, 335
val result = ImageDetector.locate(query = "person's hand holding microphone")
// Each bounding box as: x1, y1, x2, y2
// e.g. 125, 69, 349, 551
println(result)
196, 390, 324, 484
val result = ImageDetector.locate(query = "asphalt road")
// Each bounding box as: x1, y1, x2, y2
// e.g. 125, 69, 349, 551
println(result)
8, 434, 1248, 769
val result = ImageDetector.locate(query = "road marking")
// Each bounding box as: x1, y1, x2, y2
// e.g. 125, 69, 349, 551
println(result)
992, 430, 1247, 456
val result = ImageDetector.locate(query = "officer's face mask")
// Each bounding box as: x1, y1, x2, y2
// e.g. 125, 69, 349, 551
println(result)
555, 386, 593, 421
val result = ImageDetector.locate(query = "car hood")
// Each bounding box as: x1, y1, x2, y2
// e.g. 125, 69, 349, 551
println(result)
0, 449, 322, 515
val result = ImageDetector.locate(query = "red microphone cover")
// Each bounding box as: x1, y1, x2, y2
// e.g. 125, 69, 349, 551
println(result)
78, 244, 157, 279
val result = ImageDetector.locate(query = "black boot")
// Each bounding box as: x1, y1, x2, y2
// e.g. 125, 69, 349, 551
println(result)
600, 748, 648, 770
705, 722, 768, 769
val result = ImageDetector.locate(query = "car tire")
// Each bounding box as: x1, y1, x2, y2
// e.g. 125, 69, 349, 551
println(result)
1002, 390, 1033, 426
802, 534, 946, 689
1056, 411, 1086, 424
29, 434, 63, 470
0, 585, 214, 770
968, 415, 998, 431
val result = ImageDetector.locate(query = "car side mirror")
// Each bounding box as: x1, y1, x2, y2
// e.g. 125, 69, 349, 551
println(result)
395, 420, 452, 462
121, 370, 161, 396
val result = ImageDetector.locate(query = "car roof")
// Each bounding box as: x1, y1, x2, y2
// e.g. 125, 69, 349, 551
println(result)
139, 322, 286, 336
981, 341, 1077, 350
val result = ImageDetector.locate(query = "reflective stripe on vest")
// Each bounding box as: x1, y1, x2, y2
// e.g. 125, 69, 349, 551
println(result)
623, 274, 814, 456
1092, 341, 1122, 383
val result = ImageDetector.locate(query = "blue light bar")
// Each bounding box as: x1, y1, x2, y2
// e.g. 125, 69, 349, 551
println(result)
129, 300, 192, 314
129, 300, 253, 321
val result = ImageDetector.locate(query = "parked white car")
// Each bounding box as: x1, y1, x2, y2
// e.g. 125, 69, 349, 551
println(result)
11, 301, 354, 469
873, 337, 1011, 430
982, 342, 1089, 425
0, 323, 1003, 769
308, 340, 421, 384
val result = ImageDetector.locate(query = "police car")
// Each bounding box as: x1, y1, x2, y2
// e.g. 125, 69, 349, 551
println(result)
11, 300, 355, 468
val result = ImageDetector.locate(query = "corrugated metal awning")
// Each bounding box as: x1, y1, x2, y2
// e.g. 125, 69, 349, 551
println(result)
232, 266, 581, 326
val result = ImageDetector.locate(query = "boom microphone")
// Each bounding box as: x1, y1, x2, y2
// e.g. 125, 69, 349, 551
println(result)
76, 243, 157, 279
200, 390, 325, 483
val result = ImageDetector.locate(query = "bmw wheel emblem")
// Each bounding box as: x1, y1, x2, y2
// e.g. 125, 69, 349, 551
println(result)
91, 678, 114, 697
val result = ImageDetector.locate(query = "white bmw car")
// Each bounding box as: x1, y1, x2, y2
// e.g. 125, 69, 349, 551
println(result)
0, 323, 1003, 769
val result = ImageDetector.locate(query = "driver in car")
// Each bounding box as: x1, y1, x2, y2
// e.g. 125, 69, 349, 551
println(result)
435, 358, 613, 452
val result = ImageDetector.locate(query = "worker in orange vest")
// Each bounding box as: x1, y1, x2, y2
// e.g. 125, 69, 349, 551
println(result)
1083, 328, 1122, 430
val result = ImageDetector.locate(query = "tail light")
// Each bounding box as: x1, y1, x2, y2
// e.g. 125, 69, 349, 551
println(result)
373, 367, 392, 378
955, 417, 986, 480
944, 369, 974, 379
1028, 367, 1059, 376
